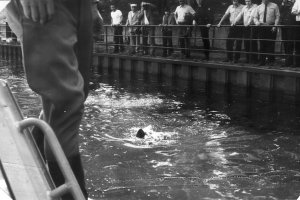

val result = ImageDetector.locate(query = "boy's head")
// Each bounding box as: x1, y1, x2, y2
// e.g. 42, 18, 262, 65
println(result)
232, 0, 240, 6
245, 0, 252, 6
130, 4, 138, 11
178, 0, 185, 6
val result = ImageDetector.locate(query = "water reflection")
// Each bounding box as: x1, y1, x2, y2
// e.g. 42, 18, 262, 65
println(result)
1, 65, 300, 200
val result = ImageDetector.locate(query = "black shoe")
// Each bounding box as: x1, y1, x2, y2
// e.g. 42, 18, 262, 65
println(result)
233, 60, 239, 64
257, 62, 265, 66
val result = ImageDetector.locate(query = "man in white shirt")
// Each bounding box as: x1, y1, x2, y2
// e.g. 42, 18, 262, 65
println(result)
234, 0, 258, 63
111, 4, 124, 53
174, 0, 196, 58
253, 0, 280, 66
218, 0, 245, 63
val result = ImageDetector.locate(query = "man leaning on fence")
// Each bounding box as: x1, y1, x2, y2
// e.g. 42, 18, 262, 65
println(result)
126, 4, 141, 55
254, 0, 280, 66
234, 0, 258, 63
174, 0, 196, 59
111, 4, 124, 53
218, 0, 245, 64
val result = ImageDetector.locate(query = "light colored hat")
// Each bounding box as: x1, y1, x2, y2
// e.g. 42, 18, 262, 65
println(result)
130, 3, 137, 7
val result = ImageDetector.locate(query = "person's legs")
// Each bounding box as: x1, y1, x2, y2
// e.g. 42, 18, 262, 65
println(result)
142, 27, 149, 54
149, 27, 155, 56
162, 31, 168, 57
234, 26, 243, 62
200, 27, 210, 60
267, 28, 277, 64
6, 0, 92, 199
167, 31, 173, 55
129, 32, 136, 54
244, 27, 251, 62
258, 27, 267, 65
117, 26, 124, 51
113, 27, 119, 53
226, 27, 234, 61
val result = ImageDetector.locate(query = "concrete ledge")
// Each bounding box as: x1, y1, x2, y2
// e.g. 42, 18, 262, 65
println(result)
95, 53, 300, 97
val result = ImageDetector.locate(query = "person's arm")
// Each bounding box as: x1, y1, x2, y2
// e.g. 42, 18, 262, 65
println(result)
253, 7, 260, 25
174, 8, 178, 24
291, 1, 300, 15
125, 12, 130, 26
217, 12, 229, 27
19, 0, 54, 24
273, 4, 280, 32
119, 11, 123, 25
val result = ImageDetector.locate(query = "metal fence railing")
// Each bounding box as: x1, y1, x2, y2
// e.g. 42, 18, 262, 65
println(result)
95, 24, 300, 67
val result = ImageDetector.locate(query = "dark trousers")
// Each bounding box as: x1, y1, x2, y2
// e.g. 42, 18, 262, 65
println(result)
162, 30, 173, 56
295, 21, 300, 67
141, 26, 155, 55
281, 26, 295, 66
178, 23, 192, 57
199, 26, 210, 59
258, 26, 277, 64
113, 26, 124, 52
226, 26, 243, 61
6, 0, 92, 199
244, 26, 258, 62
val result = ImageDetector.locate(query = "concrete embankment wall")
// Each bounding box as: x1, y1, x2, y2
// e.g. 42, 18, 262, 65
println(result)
93, 53, 300, 101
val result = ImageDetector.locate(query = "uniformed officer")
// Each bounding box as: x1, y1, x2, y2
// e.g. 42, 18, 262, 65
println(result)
193, 0, 214, 61
280, 0, 296, 67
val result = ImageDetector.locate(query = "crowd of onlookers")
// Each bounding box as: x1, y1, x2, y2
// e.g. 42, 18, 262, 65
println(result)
98, 0, 300, 67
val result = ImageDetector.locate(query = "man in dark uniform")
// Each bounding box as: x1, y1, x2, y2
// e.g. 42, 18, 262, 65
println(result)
280, 0, 296, 67
194, 0, 214, 61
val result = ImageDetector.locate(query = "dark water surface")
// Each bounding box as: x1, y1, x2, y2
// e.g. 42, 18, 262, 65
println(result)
1, 65, 300, 200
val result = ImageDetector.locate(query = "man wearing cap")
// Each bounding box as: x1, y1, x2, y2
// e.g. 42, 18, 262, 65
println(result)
111, 4, 124, 53
253, 0, 280, 66
126, 3, 141, 55
218, 0, 245, 63
5, 0, 93, 199
174, 0, 196, 58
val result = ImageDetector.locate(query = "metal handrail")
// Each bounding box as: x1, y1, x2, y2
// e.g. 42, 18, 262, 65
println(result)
16, 118, 85, 200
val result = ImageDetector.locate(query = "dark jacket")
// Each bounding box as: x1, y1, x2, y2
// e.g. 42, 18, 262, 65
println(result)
280, 0, 296, 25
162, 13, 176, 32
194, 5, 214, 25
